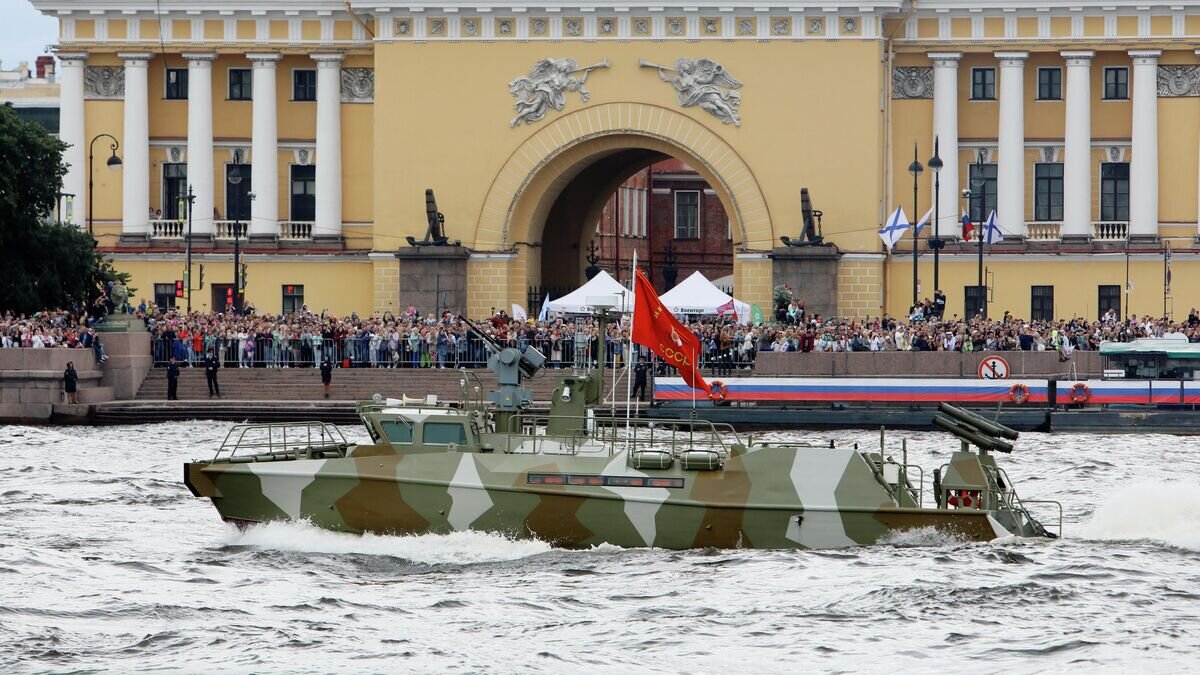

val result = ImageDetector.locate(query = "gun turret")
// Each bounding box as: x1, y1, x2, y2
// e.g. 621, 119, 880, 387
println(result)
458, 316, 546, 417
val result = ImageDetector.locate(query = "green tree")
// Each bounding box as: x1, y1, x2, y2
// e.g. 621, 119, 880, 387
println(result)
0, 103, 130, 314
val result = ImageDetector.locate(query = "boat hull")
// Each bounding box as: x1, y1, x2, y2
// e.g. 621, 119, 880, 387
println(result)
186, 446, 1011, 549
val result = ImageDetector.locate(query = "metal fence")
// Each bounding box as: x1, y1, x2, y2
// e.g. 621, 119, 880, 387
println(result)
149, 334, 759, 372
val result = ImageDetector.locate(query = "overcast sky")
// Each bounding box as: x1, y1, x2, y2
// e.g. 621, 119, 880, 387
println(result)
0, 3, 59, 73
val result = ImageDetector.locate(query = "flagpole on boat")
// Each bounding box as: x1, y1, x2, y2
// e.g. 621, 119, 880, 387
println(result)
625, 250, 637, 452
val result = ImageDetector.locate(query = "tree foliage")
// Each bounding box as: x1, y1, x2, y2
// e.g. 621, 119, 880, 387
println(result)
0, 103, 130, 314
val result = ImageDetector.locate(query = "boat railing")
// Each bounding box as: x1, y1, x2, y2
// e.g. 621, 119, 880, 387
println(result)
212, 422, 349, 463
502, 414, 742, 457
992, 466, 1064, 537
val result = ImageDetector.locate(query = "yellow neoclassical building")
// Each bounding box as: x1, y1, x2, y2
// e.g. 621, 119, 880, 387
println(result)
30, 0, 1200, 320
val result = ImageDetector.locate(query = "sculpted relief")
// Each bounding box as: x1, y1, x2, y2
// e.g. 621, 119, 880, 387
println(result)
507, 58, 610, 127
641, 58, 743, 127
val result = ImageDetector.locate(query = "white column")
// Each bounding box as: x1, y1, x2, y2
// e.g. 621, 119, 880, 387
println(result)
1129, 50, 1161, 240
185, 53, 216, 236
312, 53, 344, 239
119, 53, 152, 235
247, 53, 281, 239
1062, 51, 1095, 240
996, 51, 1029, 239
57, 52, 88, 226
930, 52, 962, 237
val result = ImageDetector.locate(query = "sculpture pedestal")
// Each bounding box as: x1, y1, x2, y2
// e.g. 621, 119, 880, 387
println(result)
770, 245, 842, 320
394, 246, 470, 316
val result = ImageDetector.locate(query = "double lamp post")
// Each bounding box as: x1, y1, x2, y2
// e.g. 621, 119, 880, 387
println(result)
907, 138, 945, 309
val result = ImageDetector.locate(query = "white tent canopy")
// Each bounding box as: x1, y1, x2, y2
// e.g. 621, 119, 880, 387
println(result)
543, 270, 632, 315
658, 271, 751, 324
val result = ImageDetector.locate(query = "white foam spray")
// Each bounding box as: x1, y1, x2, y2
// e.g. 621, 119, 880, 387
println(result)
1079, 480, 1200, 551
222, 520, 554, 565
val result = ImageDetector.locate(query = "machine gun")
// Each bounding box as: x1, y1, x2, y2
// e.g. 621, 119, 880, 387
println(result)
406, 189, 457, 247
931, 403, 1018, 454
779, 187, 825, 247
459, 316, 546, 414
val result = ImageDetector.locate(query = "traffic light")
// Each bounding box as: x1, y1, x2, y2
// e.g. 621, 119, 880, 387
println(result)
175, 280, 184, 298
239, 264, 248, 292
225, 287, 234, 310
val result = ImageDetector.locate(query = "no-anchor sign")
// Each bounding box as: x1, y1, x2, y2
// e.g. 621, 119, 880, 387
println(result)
978, 355, 1010, 380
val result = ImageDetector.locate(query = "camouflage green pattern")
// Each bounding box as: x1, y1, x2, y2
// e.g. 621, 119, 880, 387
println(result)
185, 410, 1050, 549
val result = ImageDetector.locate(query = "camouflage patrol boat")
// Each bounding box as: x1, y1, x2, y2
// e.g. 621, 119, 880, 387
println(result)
186, 319, 1061, 549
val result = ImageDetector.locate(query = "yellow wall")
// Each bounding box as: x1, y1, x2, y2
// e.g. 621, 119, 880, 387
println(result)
885, 255, 1196, 319
112, 258, 373, 315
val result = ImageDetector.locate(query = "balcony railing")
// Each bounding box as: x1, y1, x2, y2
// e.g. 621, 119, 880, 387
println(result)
280, 221, 314, 240
151, 220, 185, 239
1026, 222, 1061, 241
1092, 221, 1128, 241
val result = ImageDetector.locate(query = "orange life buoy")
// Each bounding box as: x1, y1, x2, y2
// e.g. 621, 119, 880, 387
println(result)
709, 381, 727, 402
947, 490, 978, 509
1070, 382, 1091, 403
1009, 383, 1030, 405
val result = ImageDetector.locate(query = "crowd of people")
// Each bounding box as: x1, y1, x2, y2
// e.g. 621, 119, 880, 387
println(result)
7, 298, 1200, 373
0, 309, 109, 363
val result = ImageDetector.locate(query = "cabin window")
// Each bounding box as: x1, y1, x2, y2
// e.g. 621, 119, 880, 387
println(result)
380, 420, 413, 443
423, 422, 468, 445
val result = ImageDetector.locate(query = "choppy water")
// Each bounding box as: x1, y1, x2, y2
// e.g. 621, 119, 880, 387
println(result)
1, 421, 1199, 673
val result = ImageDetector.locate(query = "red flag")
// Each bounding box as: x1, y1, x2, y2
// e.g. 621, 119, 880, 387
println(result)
632, 269, 710, 394
716, 299, 737, 321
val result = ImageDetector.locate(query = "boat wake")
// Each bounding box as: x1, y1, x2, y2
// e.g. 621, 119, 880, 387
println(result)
219, 520, 555, 565
877, 526, 968, 548
1078, 480, 1200, 551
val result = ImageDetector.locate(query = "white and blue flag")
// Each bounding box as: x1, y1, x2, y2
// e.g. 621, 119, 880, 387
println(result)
984, 210, 1004, 244
914, 207, 933, 237
537, 293, 550, 322
879, 207, 910, 251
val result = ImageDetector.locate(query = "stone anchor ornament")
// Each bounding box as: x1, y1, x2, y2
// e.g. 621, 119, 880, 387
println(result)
508, 58, 610, 127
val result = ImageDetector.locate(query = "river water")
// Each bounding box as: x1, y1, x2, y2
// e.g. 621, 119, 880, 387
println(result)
1, 421, 1198, 672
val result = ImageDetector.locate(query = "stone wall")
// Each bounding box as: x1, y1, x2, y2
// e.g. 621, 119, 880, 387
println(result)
755, 350, 1103, 379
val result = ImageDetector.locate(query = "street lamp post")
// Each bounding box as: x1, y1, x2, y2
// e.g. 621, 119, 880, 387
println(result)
907, 142, 924, 308
184, 185, 196, 313
228, 159, 245, 314
88, 133, 123, 237
927, 136, 944, 295
964, 154, 987, 319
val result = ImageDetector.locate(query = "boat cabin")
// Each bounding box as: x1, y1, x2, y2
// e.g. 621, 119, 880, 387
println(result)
1101, 337, 1200, 380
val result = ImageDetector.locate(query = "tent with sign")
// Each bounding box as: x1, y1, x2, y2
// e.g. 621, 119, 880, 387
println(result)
542, 270, 632, 315
658, 271, 751, 324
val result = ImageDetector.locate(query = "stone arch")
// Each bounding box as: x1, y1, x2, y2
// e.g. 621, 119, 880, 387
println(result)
476, 102, 772, 251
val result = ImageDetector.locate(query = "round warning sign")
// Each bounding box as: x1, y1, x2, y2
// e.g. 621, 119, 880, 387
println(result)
978, 355, 1010, 380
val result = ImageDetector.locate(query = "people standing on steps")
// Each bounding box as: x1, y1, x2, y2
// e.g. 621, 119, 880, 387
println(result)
204, 350, 221, 398
63, 361, 79, 404
166, 356, 180, 401
320, 355, 333, 398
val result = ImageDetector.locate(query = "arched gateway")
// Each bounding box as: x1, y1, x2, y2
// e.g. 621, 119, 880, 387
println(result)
468, 103, 773, 317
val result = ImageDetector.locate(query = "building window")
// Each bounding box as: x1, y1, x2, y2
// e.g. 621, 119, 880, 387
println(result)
964, 285, 986, 319
1100, 163, 1130, 221
228, 68, 251, 101
282, 284, 304, 314
1037, 68, 1062, 100
290, 165, 316, 221
1098, 285, 1121, 317
1031, 285, 1055, 321
968, 163, 998, 224
154, 283, 177, 310
165, 68, 188, 100
225, 164, 252, 221
1103, 67, 1128, 100
163, 163, 188, 220
293, 69, 316, 101
674, 190, 700, 239
1034, 163, 1064, 221
971, 68, 995, 100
